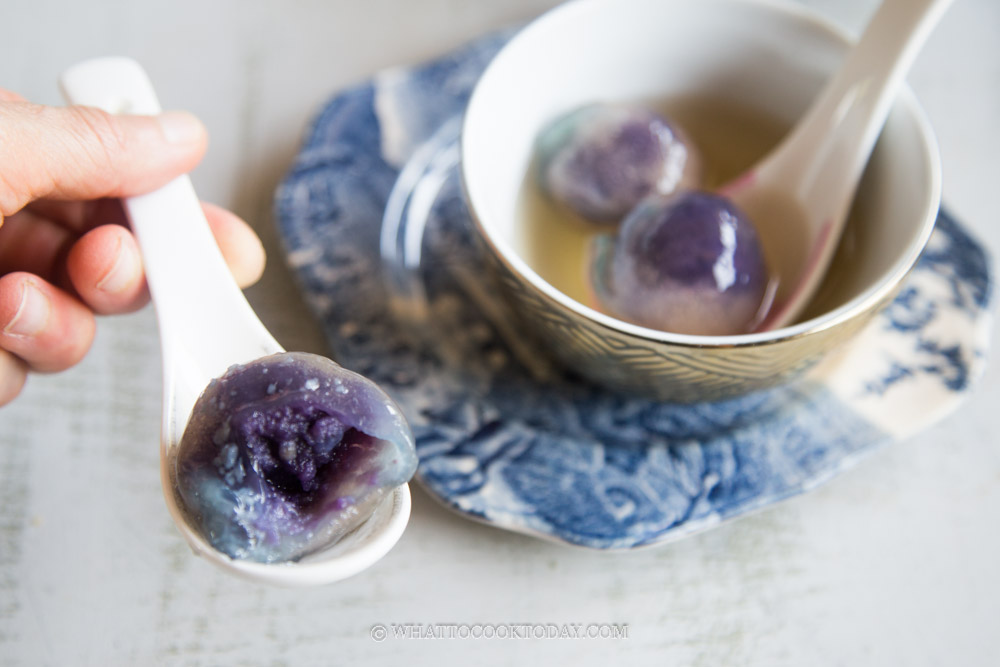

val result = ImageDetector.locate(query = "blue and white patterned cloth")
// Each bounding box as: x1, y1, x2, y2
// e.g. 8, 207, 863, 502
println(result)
275, 33, 994, 549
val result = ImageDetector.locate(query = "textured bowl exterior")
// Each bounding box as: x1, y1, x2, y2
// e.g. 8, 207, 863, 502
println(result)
480, 234, 893, 402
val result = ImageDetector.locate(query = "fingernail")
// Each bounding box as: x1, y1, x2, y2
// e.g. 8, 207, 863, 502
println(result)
157, 110, 204, 145
3, 281, 50, 337
96, 236, 140, 294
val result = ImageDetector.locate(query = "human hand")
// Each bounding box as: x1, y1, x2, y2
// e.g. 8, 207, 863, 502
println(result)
0, 89, 266, 406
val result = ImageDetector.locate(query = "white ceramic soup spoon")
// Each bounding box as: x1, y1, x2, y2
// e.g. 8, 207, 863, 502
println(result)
60, 57, 412, 587
724, 0, 953, 330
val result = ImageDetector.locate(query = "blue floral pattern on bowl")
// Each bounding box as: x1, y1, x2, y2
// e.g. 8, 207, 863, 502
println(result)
275, 33, 994, 549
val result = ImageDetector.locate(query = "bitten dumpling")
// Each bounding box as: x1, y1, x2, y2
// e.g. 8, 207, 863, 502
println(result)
175, 352, 417, 563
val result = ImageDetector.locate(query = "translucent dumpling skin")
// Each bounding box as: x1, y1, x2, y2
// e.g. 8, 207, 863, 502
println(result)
537, 103, 701, 224
591, 191, 770, 336
175, 352, 417, 563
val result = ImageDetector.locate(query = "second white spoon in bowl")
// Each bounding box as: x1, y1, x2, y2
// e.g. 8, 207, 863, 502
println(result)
724, 0, 953, 330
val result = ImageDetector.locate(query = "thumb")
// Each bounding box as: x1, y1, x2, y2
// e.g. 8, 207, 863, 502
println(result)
0, 99, 207, 219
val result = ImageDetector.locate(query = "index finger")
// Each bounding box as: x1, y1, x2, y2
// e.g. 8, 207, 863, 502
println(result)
0, 89, 27, 102
0, 99, 207, 221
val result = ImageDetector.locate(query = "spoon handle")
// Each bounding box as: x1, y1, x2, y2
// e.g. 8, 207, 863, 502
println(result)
741, 0, 952, 331
59, 58, 281, 394
762, 0, 953, 213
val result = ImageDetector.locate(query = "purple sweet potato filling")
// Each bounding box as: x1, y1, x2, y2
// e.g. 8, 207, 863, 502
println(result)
175, 352, 417, 563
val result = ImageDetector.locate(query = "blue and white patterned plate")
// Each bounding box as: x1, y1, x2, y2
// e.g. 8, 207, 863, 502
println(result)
275, 33, 994, 549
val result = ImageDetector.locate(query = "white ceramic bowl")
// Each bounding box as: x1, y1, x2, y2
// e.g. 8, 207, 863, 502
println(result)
461, 0, 940, 402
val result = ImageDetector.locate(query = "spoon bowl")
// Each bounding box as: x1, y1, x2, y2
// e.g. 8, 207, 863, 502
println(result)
60, 58, 412, 586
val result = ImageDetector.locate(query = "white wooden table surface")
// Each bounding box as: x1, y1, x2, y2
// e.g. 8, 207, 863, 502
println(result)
2, 1, 998, 664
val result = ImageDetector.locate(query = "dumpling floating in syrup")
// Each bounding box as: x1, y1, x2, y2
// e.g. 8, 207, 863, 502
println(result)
536, 103, 702, 224
591, 191, 771, 336
174, 352, 417, 563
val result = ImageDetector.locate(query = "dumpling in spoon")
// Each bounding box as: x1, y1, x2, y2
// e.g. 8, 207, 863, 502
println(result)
174, 352, 417, 563
591, 191, 771, 336
536, 103, 702, 224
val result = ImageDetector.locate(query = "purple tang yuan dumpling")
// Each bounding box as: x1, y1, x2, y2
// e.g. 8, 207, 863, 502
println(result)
537, 103, 702, 224
591, 191, 770, 336
175, 352, 417, 563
